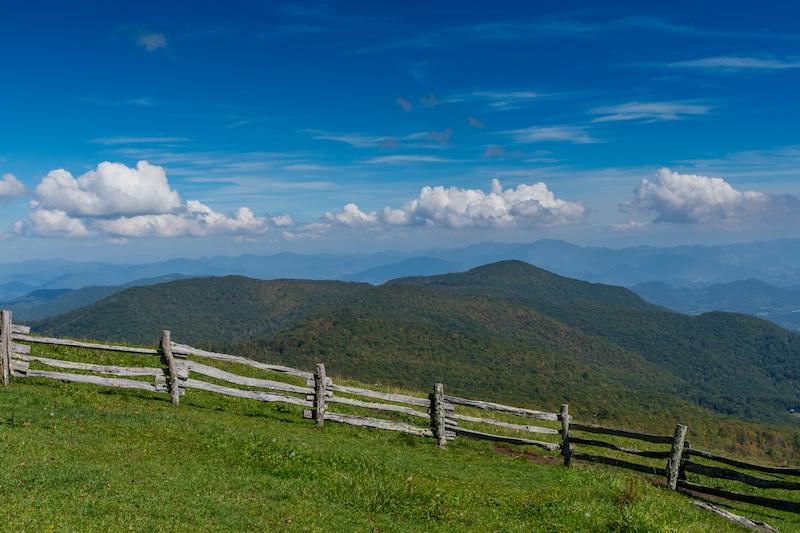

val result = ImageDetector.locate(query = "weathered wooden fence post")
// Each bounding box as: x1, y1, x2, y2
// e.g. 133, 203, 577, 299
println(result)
560, 403, 571, 466
666, 424, 688, 490
0, 310, 12, 386
430, 383, 447, 447
160, 330, 180, 406
313, 363, 327, 427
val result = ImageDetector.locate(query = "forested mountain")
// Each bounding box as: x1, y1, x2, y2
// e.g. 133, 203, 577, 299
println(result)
35, 261, 800, 436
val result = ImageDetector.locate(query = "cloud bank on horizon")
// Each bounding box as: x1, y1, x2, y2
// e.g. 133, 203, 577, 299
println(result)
8, 160, 798, 243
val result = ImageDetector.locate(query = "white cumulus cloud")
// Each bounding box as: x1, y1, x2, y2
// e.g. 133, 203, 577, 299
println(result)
322, 179, 586, 231
15, 161, 270, 239
324, 203, 379, 227
0, 173, 26, 199
612, 220, 647, 232
282, 222, 332, 241
269, 214, 295, 227
35, 161, 181, 217
628, 167, 800, 224
14, 204, 90, 237
383, 179, 586, 228
93, 201, 268, 238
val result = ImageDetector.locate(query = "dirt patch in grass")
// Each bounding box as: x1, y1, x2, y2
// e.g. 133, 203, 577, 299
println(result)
493, 444, 562, 465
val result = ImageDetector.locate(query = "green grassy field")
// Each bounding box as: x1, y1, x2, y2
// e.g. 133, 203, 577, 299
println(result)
2, 376, 795, 532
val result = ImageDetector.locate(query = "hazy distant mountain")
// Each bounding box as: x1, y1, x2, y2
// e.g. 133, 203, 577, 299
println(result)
632, 279, 800, 332
0, 281, 39, 300
1, 274, 191, 321
3, 238, 800, 297
422, 239, 800, 287
343, 257, 460, 284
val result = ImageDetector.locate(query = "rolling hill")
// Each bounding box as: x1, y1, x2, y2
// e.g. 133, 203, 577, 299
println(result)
33, 260, 800, 456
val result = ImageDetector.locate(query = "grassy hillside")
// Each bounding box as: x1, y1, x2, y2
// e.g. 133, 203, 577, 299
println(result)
0, 376, 769, 532
33, 261, 800, 459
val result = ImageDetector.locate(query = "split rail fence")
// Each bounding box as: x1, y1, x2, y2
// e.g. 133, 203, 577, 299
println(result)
1, 309, 798, 516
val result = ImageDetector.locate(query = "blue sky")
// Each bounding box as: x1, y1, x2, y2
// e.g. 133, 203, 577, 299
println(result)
2, 0, 800, 261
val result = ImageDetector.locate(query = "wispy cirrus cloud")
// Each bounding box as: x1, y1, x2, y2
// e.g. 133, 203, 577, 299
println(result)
364, 155, 451, 165
668, 56, 800, 71
403, 128, 453, 146
591, 101, 711, 122
82, 96, 155, 108
283, 163, 333, 172
502, 125, 599, 144
309, 128, 453, 149
447, 90, 540, 110
355, 15, 794, 54
309, 130, 395, 148
271, 3, 393, 36
91, 136, 190, 145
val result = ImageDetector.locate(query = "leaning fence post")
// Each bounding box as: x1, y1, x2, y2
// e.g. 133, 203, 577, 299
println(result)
560, 404, 571, 466
313, 363, 327, 427
666, 424, 688, 490
1, 310, 12, 386
0, 310, 11, 386
159, 330, 180, 406
429, 383, 447, 447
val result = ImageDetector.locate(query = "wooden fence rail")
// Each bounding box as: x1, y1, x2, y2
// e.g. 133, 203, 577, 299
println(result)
569, 422, 675, 444
2, 313, 798, 517
685, 448, 800, 476
682, 461, 800, 491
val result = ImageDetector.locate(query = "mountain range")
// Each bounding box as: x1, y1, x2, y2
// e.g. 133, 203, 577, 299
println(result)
5, 239, 800, 304
33, 260, 800, 462
6, 238, 800, 337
